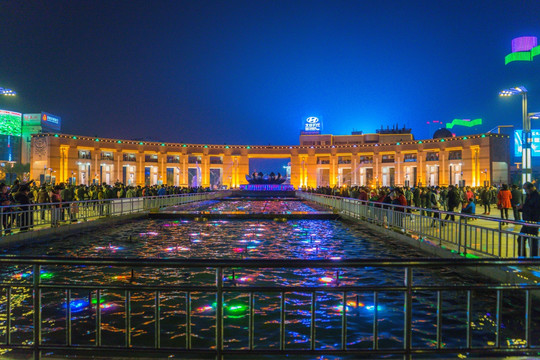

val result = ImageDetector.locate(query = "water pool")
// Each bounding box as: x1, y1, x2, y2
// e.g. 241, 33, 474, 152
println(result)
0, 205, 536, 358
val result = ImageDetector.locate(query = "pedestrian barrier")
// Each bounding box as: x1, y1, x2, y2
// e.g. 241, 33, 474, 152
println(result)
1, 257, 539, 360
297, 192, 540, 258
0, 192, 229, 236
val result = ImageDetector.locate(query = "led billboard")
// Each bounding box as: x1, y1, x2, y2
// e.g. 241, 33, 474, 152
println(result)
514, 129, 540, 157
41, 112, 61, 132
0, 110, 22, 136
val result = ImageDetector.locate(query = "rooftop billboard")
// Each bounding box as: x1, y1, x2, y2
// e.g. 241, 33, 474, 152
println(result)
514, 129, 540, 157
41, 112, 61, 132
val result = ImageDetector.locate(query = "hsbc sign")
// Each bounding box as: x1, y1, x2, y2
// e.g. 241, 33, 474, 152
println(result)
41, 112, 62, 132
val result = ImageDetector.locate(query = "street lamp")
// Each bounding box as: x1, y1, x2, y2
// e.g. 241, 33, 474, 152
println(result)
0, 87, 16, 96
499, 86, 531, 184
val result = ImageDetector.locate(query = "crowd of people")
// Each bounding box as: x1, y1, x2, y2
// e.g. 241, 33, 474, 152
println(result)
0, 180, 212, 234
307, 184, 530, 221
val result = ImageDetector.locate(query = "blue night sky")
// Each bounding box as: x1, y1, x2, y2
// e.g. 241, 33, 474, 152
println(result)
1, 1, 539, 145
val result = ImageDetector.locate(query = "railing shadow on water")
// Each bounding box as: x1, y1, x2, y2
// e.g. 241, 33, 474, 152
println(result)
0, 192, 228, 236
1, 257, 540, 359
297, 192, 540, 259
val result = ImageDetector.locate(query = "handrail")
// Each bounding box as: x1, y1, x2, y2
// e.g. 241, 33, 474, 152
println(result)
297, 191, 540, 258
1, 257, 540, 359
1, 255, 540, 267
299, 191, 540, 229
0, 191, 229, 235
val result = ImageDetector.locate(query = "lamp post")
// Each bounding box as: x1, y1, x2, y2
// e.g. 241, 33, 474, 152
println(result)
0, 87, 16, 96
499, 86, 531, 184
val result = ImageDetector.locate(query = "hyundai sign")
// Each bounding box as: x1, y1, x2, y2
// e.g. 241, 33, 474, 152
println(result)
41, 112, 61, 132
514, 129, 540, 157
303, 116, 321, 134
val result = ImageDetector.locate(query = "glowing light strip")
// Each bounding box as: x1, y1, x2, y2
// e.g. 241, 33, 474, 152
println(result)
506, 37, 539, 64
512, 36, 537, 52
446, 118, 482, 129
532, 45, 540, 59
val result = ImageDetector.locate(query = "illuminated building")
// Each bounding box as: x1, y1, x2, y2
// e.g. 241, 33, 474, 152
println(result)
30, 130, 510, 188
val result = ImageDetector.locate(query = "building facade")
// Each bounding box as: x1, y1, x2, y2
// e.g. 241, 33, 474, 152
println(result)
30, 132, 510, 188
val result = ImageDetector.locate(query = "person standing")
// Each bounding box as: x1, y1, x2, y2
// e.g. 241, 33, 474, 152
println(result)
511, 184, 522, 221
517, 182, 540, 257
13, 185, 32, 231
445, 185, 460, 222
429, 187, 441, 227
0, 183, 12, 234
497, 184, 512, 222
480, 186, 493, 215
50, 186, 62, 227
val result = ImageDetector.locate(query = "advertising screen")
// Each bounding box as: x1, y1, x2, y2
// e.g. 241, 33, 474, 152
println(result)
303, 116, 322, 134
23, 113, 41, 125
514, 129, 540, 157
0, 110, 22, 136
41, 112, 61, 132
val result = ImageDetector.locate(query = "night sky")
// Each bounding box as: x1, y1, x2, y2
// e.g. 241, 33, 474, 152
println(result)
1, 1, 540, 145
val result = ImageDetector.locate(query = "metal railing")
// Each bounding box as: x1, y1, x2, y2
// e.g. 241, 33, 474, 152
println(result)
0, 192, 227, 235
1, 257, 540, 359
298, 192, 540, 258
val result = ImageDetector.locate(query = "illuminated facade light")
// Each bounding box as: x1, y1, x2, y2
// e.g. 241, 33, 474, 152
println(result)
446, 118, 482, 129
161, 143, 165, 146
512, 36, 538, 53
182, 144, 186, 147
225, 145, 229, 149
246, 146, 250, 149
117, 140, 122, 144
72, 136, 77, 139
54, 134, 59, 137
95, 138, 99, 141
506, 37, 539, 64
139, 142, 144, 145
481, 134, 486, 138
463, 136, 468, 140
418, 141, 423, 144
204, 145, 208, 148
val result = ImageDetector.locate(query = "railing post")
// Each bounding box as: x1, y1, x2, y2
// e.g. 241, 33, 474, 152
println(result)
404, 266, 412, 360
216, 267, 223, 360
33, 264, 41, 360
457, 217, 462, 254
498, 222, 503, 257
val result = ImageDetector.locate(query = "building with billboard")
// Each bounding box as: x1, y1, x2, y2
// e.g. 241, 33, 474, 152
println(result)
0, 111, 63, 165
30, 130, 509, 188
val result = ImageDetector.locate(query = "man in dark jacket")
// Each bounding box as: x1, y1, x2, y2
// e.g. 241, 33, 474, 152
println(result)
13, 185, 32, 231
511, 184, 522, 221
445, 185, 460, 222
518, 182, 540, 257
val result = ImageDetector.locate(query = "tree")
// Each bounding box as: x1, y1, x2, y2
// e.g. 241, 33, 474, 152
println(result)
9, 163, 31, 182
